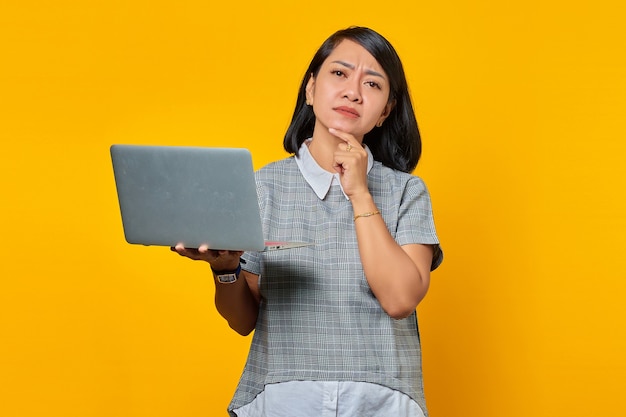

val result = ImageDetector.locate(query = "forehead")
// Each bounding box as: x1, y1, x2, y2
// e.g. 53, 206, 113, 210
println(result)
324, 39, 385, 74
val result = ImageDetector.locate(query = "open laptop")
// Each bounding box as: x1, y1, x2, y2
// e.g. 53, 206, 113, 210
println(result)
110, 144, 311, 251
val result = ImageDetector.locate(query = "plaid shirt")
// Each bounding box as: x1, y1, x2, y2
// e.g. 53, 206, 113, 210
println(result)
231, 142, 442, 416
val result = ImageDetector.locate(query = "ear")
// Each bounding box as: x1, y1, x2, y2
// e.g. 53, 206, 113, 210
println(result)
305, 75, 316, 105
378, 99, 396, 125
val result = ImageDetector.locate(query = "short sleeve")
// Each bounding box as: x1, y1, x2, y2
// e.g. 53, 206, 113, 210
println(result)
240, 175, 267, 276
395, 177, 443, 271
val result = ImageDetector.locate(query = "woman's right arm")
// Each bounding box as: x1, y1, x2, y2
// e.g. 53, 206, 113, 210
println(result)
213, 268, 260, 336
172, 245, 261, 336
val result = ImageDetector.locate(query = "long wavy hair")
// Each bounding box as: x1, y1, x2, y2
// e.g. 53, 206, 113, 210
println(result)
283, 27, 422, 173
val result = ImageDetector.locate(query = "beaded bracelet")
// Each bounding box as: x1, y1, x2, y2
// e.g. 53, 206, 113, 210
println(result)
353, 210, 381, 221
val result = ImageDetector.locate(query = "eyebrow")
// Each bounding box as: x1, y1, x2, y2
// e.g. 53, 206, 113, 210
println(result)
331, 60, 386, 79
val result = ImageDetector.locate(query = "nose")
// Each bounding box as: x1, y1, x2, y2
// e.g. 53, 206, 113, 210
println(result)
343, 78, 362, 103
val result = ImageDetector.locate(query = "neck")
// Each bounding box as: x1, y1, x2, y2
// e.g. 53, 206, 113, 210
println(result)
307, 138, 338, 173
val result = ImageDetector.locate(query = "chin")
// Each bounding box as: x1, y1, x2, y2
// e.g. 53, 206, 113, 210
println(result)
330, 124, 363, 137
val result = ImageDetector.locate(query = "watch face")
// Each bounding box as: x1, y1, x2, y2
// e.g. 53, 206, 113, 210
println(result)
217, 273, 237, 284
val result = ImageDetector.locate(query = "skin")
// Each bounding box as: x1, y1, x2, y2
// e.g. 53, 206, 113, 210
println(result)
173, 39, 434, 334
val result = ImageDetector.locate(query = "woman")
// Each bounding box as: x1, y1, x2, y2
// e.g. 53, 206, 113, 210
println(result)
174, 26, 443, 417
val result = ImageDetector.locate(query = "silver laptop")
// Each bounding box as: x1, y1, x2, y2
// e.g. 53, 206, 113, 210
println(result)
110, 144, 311, 251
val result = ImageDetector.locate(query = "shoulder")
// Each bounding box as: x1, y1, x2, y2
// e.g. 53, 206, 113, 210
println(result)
255, 156, 298, 181
254, 156, 302, 202
370, 162, 429, 193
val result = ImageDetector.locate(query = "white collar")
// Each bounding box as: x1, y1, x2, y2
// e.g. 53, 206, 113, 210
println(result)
294, 138, 374, 200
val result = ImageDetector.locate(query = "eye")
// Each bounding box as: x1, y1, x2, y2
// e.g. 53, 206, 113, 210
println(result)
332, 70, 345, 77
365, 81, 382, 89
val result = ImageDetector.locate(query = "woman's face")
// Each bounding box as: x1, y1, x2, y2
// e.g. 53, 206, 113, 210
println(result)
306, 39, 393, 142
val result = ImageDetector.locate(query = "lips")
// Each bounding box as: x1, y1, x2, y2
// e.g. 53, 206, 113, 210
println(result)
334, 106, 360, 118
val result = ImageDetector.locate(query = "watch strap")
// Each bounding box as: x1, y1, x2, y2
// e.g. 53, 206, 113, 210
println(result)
212, 263, 241, 284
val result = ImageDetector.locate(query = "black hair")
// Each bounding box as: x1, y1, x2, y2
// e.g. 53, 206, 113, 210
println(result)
283, 26, 422, 173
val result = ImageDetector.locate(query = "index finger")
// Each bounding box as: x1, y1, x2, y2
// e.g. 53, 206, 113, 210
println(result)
328, 128, 361, 148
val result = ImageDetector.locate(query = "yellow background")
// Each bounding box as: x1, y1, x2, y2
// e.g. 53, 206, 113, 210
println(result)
1, 1, 624, 416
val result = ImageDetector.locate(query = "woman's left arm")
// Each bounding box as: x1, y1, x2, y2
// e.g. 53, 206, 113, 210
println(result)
331, 128, 435, 319
352, 194, 434, 319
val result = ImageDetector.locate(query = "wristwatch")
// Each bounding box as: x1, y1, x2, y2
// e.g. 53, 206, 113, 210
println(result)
213, 263, 242, 284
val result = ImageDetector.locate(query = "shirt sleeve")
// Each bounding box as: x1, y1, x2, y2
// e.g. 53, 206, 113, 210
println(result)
395, 176, 443, 271
240, 176, 267, 276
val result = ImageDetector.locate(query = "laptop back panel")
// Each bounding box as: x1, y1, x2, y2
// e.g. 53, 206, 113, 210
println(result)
110, 145, 266, 251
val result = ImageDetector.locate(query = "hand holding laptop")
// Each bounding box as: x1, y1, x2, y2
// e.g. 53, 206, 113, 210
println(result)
170, 243, 242, 271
